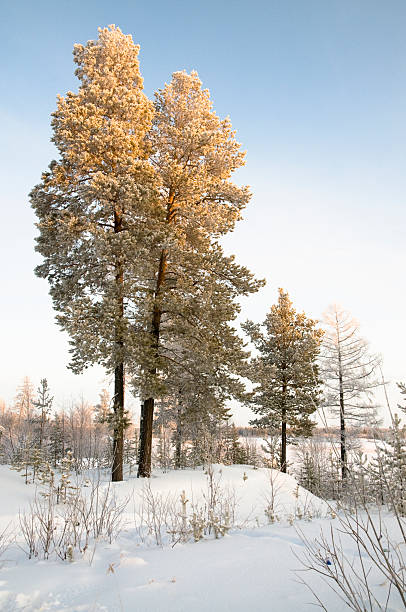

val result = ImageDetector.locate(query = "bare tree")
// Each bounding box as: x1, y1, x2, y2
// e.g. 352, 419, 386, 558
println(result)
321, 305, 381, 480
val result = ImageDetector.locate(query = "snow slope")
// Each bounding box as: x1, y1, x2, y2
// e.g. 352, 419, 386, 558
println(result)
0, 464, 403, 611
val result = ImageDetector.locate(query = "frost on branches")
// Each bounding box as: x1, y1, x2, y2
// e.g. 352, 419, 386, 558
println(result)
30, 26, 263, 481
320, 305, 382, 480
242, 289, 323, 473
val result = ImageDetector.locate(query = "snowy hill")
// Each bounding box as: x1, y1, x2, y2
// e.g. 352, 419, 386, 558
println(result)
0, 464, 402, 611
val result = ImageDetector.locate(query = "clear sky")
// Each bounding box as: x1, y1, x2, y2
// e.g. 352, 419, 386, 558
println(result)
1, 0, 405, 423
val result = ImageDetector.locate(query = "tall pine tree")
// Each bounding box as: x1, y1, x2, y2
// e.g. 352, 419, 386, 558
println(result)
30, 26, 155, 481
136, 71, 262, 477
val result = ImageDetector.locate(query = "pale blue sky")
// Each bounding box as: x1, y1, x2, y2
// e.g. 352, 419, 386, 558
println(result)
1, 1, 405, 422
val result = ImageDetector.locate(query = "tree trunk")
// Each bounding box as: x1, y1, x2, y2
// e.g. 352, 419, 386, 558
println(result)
138, 402, 144, 464
137, 250, 167, 477
175, 404, 183, 469
335, 314, 347, 482
112, 362, 125, 481
39, 411, 45, 450
281, 406, 287, 473
138, 193, 175, 478
112, 206, 125, 482
281, 379, 287, 473
339, 371, 347, 480
137, 397, 154, 477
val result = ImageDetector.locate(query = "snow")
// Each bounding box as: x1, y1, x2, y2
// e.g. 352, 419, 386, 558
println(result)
0, 464, 403, 611
0, 466, 37, 530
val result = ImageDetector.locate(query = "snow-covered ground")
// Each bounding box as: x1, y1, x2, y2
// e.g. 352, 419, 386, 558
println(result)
0, 464, 403, 611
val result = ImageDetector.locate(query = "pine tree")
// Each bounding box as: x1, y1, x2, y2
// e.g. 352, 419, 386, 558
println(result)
58, 450, 76, 503
321, 304, 381, 480
136, 71, 262, 477
49, 412, 67, 468
30, 448, 45, 483
260, 427, 282, 469
242, 434, 259, 468
298, 451, 318, 494
30, 26, 155, 482
37, 461, 56, 496
33, 378, 53, 450
225, 424, 247, 465
11, 441, 33, 484
242, 289, 323, 472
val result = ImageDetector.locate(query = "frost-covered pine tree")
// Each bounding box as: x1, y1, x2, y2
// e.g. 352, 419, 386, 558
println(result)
321, 305, 381, 480
11, 441, 34, 484
155, 271, 252, 469
30, 26, 155, 482
136, 71, 262, 477
243, 289, 323, 473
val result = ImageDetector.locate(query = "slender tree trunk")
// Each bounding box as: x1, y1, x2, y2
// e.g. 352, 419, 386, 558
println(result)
338, 360, 347, 481
61, 413, 65, 460
339, 381, 347, 480
138, 402, 144, 464
39, 411, 45, 450
281, 379, 287, 473
112, 207, 125, 482
281, 406, 287, 473
334, 313, 348, 482
175, 403, 183, 469
138, 193, 175, 478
